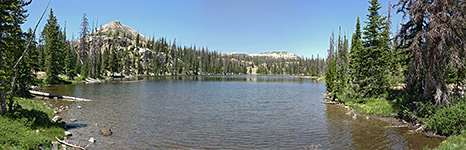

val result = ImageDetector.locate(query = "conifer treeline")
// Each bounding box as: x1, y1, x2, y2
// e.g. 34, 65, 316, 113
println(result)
325, 0, 400, 103
34, 13, 327, 80
326, 0, 466, 113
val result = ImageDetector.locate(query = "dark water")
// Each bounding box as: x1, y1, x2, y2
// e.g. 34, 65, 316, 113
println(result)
40, 76, 443, 149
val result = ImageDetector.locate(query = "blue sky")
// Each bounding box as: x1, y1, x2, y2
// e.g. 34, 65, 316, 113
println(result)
22, 0, 402, 58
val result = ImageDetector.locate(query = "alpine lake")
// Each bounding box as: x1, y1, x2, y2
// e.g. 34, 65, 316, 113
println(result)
39, 75, 443, 149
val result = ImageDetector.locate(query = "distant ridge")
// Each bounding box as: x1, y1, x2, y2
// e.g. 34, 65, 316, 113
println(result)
222, 51, 300, 59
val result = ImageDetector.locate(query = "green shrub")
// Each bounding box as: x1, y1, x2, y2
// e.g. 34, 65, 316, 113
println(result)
427, 130, 466, 150
425, 100, 466, 136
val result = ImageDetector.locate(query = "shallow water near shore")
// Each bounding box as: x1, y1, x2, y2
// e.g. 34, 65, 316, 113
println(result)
40, 75, 443, 149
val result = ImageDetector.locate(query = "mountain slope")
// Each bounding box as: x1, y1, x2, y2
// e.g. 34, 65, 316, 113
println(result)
73, 21, 325, 77
92, 20, 150, 43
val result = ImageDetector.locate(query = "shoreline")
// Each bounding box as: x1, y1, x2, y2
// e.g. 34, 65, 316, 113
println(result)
322, 96, 447, 139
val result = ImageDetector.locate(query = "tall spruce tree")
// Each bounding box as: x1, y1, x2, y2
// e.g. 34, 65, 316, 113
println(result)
360, 0, 391, 98
79, 13, 89, 63
349, 17, 365, 101
43, 9, 62, 84
325, 31, 337, 100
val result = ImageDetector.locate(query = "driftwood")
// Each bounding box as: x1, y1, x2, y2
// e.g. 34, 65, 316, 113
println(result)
55, 137, 88, 149
321, 101, 337, 104
29, 90, 92, 101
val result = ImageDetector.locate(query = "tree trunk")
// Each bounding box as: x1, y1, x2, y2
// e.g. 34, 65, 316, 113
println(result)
0, 50, 5, 114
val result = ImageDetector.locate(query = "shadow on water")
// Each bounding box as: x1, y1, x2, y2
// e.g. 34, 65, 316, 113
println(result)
64, 123, 88, 130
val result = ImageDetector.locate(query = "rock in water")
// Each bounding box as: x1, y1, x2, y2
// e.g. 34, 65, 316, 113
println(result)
88, 137, 96, 143
70, 119, 77, 123
100, 127, 112, 136
64, 131, 72, 136
51, 116, 62, 123
77, 105, 82, 109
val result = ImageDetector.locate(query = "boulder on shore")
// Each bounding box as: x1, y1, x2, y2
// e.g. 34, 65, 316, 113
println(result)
51, 116, 62, 123
100, 127, 112, 136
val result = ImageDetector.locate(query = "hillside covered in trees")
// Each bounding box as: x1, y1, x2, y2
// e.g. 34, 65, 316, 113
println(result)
35, 15, 326, 81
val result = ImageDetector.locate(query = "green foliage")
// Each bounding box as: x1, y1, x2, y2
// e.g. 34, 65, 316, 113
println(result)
0, 97, 63, 149
64, 43, 77, 80
427, 130, 466, 150
346, 98, 394, 116
358, 0, 391, 98
81, 58, 90, 78
325, 0, 392, 106
1, 0, 33, 113
425, 100, 466, 136
325, 56, 337, 99
43, 9, 65, 84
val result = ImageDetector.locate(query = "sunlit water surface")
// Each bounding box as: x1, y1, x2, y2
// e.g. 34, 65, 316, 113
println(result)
40, 76, 443, 149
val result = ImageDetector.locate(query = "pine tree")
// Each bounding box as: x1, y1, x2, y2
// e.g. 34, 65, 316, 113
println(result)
102, 46, 110, 75
349, 17, 364, 101
16, 29, 39, 97
325, 55, 337, 100
359, 0, 391, 98
43, 9, 62, 84
325, 31, 337, 100
0, 0, 32, 113
109, 46, 119, 76
79, 13, 89, 62
64, 43, 77, 80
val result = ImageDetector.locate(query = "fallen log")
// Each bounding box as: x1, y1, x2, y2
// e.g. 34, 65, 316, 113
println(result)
29, 90, 92, 102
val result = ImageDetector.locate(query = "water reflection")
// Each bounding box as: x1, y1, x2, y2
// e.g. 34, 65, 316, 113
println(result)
39, 75, 442, 149
105, 75, 311, 83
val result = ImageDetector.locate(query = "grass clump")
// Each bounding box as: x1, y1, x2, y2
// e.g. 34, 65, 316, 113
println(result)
0, 97, 64, 149
345, 98, 394, 116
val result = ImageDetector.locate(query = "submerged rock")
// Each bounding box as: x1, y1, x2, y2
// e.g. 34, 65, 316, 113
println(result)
64, 131, 72, 136
51, 116, 62, 123
100, 127, 112, 136
88, 137, 96, 143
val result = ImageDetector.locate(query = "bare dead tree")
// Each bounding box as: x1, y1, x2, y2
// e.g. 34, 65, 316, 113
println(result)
396, 0, 466, 105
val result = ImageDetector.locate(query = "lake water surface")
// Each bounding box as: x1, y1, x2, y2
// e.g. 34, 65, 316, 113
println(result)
40, 76, 443, 149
